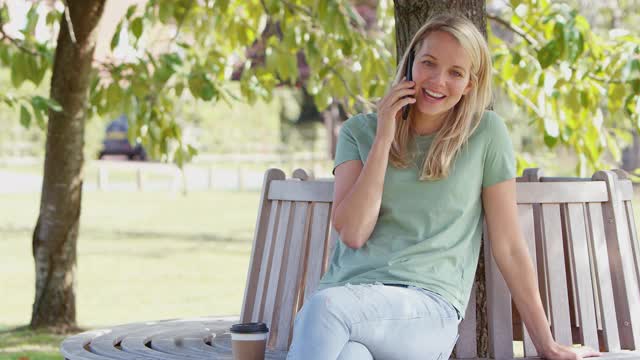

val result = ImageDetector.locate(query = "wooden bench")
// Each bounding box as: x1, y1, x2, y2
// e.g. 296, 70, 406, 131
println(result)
61, 168, 640, 359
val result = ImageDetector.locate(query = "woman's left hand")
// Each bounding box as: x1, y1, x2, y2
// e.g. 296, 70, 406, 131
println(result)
541, 342, 601, 360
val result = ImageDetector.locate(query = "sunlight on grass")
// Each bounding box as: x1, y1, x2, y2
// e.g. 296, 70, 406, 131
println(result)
0, 190, 260, 331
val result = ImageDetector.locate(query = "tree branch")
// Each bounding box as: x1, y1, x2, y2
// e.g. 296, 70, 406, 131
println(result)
62, 0, 77, 43
487, 12, 539, 47
0, 25, 42, 57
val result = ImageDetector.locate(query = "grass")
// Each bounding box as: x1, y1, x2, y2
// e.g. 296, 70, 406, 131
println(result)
0, 190, 262, 359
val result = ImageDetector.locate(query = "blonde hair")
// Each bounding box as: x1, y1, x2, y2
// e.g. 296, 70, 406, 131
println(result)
389, 13, 492, 180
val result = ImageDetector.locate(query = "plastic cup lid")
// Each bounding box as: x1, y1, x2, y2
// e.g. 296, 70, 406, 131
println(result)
230, 322, 269, 334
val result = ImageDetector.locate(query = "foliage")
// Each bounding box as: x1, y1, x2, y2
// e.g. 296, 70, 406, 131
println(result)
489, 0, 640, 175
1, 0, 394, 166
2, 0, 640, 174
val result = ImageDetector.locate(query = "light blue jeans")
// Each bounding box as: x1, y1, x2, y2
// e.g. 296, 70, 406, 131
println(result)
286, 282, 461, 360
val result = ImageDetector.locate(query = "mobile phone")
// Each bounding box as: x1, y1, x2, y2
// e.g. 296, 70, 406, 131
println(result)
402, 50, 414, 121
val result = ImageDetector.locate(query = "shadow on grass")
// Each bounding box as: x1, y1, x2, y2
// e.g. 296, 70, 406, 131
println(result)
1, 226, 253, 244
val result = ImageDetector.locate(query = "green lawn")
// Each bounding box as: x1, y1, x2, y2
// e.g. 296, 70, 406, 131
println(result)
0, 190, 261, 359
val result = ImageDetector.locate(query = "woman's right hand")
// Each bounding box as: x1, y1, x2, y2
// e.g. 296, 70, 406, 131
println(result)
375, 78, 416, 145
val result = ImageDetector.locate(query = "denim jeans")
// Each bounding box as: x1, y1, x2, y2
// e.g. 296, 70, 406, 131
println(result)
286, 282, 461, 360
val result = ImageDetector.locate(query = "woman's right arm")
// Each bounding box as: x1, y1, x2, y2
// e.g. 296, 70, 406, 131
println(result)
331, 80, 416, 249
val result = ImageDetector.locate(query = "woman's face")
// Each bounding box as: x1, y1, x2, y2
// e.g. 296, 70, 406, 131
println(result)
411, 31, 473, 120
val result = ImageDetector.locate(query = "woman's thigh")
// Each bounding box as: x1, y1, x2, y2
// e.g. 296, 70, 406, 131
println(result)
292, 283, 460, 360
342, 283, 460, 360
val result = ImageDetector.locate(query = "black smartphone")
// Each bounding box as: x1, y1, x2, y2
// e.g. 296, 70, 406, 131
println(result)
402, 50, 414, 121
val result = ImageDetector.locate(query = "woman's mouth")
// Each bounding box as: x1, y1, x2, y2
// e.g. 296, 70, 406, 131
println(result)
422, 88, 446, 101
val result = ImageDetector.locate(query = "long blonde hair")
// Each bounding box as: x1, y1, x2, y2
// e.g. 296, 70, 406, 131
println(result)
389, 13, 492, 180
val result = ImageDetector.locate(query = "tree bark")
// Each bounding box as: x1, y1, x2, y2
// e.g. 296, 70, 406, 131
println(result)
30, 0, 106, 331
393, 1, 488, 356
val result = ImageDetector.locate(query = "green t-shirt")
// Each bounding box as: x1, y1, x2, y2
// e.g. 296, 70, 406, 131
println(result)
318, 111, 516, 316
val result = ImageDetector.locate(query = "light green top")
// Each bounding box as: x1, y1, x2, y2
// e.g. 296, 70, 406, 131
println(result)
318, 111, 516, 317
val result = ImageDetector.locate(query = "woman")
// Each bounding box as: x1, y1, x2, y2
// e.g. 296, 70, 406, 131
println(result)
286, 13, 600, 360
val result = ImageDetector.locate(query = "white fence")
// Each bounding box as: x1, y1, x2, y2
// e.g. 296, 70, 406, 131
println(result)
94, 152, 334, 192
0, 152, 334, 193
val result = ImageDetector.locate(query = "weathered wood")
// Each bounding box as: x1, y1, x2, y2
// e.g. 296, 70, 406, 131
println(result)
268, 180, 334, 202
541, 204, 573, 346
262, 200, 293, 345
250, 200, 281, 322
241, 169, 285, 323
273, 201, 310, 350
518, 204, 539, 357
594, 171, 640, 350
484, 223, 514, 359
456, 283, 478, 358
302, 202, 332, 303
586, 202, 622, 351
566, 203, 599, 350
515, 182, 608, 204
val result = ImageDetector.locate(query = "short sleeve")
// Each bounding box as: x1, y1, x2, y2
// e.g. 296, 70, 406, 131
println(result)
482, 114, 516, 188
332, 116, 363, 175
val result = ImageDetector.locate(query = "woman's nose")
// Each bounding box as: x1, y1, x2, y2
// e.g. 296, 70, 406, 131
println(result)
428, 70, 446, 85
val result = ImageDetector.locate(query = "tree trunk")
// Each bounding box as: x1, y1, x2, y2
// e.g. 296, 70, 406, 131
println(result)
30, 0, 106, 331
393, 1, 488, 356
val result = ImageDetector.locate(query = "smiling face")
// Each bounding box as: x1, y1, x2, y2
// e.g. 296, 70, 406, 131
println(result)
411, 30, 473, 123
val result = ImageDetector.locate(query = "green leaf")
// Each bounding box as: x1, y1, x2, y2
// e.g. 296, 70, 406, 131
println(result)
544, 133, 558, 148
131, 17, 143, 40
0, 3, 9, 24
20, 105, 31, 128
24, 6, 38, 35
11, 53, 26, 87
31, 102, 46, 129
45, 10, 59, 26
0, 46, 9, 66
174, 81, 184, 97
111, 22, 122, 51
158, 2, 174, 23
537, 40, 560, 68
188, 73, 217, 101
126, 5, 137, 19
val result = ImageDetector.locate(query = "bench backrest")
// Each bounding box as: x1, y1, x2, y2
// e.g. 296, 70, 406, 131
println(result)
457, 169, 640, 358
240, 168, 640, 356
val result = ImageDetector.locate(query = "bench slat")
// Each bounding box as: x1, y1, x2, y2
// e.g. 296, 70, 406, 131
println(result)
566, 203, 600, 350
516, 182, 608, 204
587, 202, 622, 351
456, 282, 477, 358
274, 201, 310, 351
263, 201, 293, 346
485, 223, 513, 358
303, 202, 331, 303
519, 204, 539, 357
542, 204, 573, 346
596, 171, 640, 350
251, 200, 281, 322
268, 180, 334, 202
241, 169, 285, 323
624, 201, 640, 293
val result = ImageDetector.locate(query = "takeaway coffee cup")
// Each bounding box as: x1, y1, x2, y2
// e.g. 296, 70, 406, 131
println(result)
230, 322, 269, 360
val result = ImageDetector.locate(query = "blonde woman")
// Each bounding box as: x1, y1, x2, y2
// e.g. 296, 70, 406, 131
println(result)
286, 13, 600, 360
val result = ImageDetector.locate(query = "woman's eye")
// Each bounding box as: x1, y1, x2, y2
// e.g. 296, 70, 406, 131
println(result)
451, 71, 463, 77
423, 60, 434, 66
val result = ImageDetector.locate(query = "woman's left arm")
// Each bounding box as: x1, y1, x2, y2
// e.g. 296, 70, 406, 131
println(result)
482, 178, 600, 360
